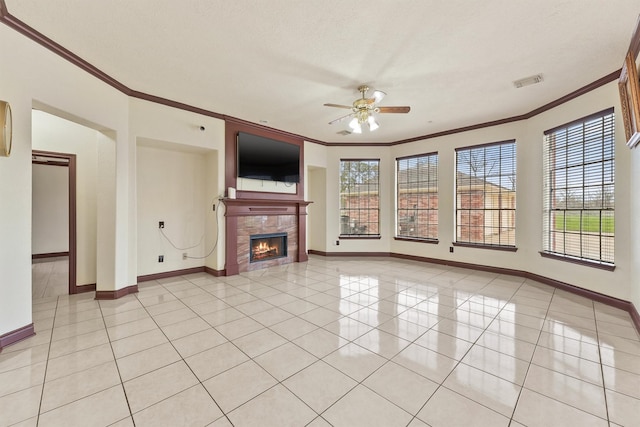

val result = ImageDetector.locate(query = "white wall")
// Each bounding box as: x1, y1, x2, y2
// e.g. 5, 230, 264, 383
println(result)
1, 20, 638, 340
32, 110, 99, 286
129, 99, 226, 272
137, 143, 209, 276
313, 81, 635, 303
32, 164, 69, 254
0, 23, 131, 335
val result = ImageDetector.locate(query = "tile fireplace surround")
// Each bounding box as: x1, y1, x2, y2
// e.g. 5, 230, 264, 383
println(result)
223, 199, 311, 275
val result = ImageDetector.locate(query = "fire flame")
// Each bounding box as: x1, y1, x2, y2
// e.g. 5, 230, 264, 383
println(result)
253, 241, 278, 255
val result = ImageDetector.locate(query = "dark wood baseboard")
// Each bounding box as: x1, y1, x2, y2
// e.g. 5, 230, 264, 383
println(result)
631, 303, 640, 334
308, 249, 391, 257
204, 266, 225, 277
32, 252, 69, 259
94, 284, 138, 300
0, 323, 35, 352
137, 266, 225, 283
76, 283, 96, 294
310, 251, 640, 335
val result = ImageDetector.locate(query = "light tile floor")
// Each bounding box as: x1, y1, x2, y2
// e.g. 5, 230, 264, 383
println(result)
31, 257, 69, 299
3, 256, 640, 426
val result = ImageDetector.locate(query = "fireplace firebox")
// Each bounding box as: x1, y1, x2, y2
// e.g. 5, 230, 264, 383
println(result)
250, 233, 288, 263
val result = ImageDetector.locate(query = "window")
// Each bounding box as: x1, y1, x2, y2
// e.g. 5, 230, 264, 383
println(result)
542, 108, 614, 267
455, 140, 516, 247
340, 159, 380, 237
396, 153, 438, 240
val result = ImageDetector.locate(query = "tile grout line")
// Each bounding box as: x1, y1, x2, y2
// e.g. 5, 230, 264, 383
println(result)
505, 279, 555, 426
403, 273, 530, 426
96, 294, 138, 426
138, 276, 237, 425
34, 295, 59, 427
592, 301, 612, 426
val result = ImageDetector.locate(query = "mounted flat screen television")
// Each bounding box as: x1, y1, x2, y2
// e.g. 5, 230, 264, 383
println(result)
237, 132, 300, 183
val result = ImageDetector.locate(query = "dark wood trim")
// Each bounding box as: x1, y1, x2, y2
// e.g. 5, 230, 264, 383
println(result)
32, 252, 69, 259
539, 251, 616, 271
326, 141, 394, 147
527, 71, 619, 118
309, 250, 391, 257
396, 151, 438, 161
94, 284, 138, 300
455, 139, 516, 152
32, 160, 68, 167
452, 242, 518, 252
543, 107, 615, 135
390, 252, 524, 274
0, 9, 129, 94
224, 116, 324, 146
308, 250, 639, 334
387, 71, 620, 147
0, 323, 35, 352
75, 283, 96, 293
225, 119, 305, 201
204, 266, 225, 277
223, 198, 311, 275
339, 158, 381, 162
32, 150, 78, 295
137, 267, 208, 283
68, 154, 77, 294
631, 303, 640, 334
129, 90, 224, 120
0, 2, 622, 148
394, 237, 439, 244
339, 235, 382, 240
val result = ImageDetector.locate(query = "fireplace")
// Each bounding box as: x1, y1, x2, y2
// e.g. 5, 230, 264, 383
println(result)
250, 232, 288, 263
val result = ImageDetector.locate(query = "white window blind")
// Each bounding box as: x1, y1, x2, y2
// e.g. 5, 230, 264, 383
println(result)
455, 140, 517, 247
542, 108, 614, 266
396, 153, 439, 240
340, 159, 380, 236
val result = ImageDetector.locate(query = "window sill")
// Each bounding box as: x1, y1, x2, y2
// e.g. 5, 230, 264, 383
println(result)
394, 237, 439, 244
539, 251, 615, 271
452, 242, 517, 252
339, 235, 382, 240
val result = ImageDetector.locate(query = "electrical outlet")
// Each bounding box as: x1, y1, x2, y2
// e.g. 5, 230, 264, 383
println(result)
449, 246, 454, 253
159, 221, 164, 229
212, 204, 215, 211
183, 252, 188, 260
158, 255, 164, 262
336, 240, 340, 246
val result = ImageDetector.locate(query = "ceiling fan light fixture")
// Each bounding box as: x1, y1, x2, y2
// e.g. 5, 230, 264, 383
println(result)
367, 115, 379, 131
372, 90, 386, 103
349, 117, 362, 133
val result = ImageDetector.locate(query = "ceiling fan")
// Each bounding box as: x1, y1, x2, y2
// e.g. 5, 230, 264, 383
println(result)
324, 85, 410, 133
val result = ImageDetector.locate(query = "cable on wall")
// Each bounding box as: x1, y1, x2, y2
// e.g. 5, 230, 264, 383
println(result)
157, 195, 223, 260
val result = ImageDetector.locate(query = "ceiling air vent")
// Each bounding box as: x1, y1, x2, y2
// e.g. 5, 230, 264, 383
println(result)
513, 74, 543, 88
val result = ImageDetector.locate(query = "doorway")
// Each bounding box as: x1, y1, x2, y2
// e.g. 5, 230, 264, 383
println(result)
31, 150, 82, 295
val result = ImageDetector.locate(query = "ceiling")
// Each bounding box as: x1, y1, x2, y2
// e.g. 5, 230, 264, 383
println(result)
4, 1, 640, 143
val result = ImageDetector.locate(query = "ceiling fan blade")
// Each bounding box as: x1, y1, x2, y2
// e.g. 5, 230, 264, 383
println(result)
372, 90, 386, 103
378, 106, 410, 114
324, 103, 353, 109
328, 113, 355, 125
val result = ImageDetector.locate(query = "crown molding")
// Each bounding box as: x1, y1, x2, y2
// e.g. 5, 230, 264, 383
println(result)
0, 1, 625, 147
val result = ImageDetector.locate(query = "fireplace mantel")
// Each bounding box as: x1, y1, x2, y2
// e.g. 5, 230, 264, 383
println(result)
223, 198, 312, 275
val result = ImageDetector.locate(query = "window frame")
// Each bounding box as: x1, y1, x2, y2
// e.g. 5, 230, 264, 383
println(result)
454, 139, 517, 250
541, 108, 615, 270
395, 151, 439, 243
339, 158, 381, 239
